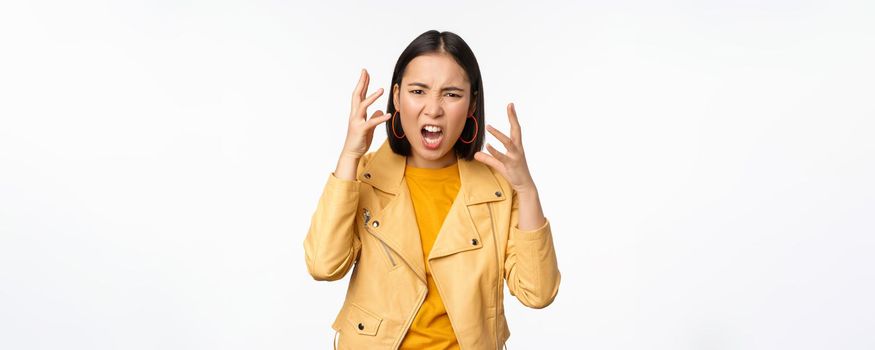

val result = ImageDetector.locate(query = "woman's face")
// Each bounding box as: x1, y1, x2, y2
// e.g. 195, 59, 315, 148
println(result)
393, 53, 475, 168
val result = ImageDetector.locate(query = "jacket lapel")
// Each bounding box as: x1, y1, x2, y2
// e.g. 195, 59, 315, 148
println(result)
427, 155, 506, 260
360, 139, 508, 283
360, 141, 427, 283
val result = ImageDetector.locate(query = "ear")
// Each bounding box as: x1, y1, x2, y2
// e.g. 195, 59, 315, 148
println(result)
469, 92, 477, 115
392, 83, 400, 109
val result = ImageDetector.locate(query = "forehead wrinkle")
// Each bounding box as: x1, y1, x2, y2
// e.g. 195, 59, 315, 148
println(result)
402, 54, 470, 91
406, 81, 466, 92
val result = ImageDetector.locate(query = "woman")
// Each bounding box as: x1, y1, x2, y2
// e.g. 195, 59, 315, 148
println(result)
304, 30, 560, 350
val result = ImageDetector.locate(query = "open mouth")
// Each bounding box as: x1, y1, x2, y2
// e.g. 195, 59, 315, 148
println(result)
421, 125, 443, 149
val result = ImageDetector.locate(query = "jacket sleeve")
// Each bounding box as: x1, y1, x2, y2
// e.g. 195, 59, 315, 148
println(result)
504, 189, 561, 308
303, 160, 366, 281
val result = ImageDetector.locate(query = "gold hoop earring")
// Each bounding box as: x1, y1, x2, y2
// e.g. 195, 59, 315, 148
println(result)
460, 113, 477, 144
391, 110, 405, 139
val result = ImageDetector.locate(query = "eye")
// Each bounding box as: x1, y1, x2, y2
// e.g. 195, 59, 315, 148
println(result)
446, 93, 462, 98
410, 89, 424, 94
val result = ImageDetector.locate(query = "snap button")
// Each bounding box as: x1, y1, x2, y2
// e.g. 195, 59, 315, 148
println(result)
357, 322, 364, 330
363, 172, 371, 179
471, 238, 479, 245
494, 191, 502, 197
372, 220, 380, 228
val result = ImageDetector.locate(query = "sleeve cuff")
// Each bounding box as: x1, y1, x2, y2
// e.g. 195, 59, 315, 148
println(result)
511, 217, 551, 241
326, 171, 360, 193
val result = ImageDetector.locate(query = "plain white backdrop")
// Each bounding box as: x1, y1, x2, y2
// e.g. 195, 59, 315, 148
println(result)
1, 1, 874, 349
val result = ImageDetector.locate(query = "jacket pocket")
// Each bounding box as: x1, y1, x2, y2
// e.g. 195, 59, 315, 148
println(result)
346, 302, 383, 336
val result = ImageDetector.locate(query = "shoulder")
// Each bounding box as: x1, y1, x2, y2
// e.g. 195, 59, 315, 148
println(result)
476, 160, 517, 201
354, 151, 377, 179
484, 164, 505, 185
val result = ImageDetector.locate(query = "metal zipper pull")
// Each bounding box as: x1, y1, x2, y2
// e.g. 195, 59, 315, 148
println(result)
362, 208, 396, 267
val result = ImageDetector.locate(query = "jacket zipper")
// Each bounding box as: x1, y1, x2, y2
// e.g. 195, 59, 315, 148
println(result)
488, 202, 501, 349
361, 210, 429, 349
393, 287, 427, 349
429, 260, 466, 349
363, 209, 397, 267
363, 222, 397, 267
379, 239, 397, 266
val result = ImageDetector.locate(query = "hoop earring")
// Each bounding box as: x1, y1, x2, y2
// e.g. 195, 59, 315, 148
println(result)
391, 110, 405, 139
460, 114, 478, 144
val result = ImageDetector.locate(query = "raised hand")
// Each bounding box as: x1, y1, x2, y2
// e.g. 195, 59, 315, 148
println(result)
474, 103, 538, 193
341, 68, 392, 159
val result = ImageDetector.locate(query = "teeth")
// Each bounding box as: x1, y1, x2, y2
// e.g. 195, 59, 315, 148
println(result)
422, 125, 442, 146
424, 134, 442, 145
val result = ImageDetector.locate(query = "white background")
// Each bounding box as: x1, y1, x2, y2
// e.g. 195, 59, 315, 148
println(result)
1, 1, 874, 349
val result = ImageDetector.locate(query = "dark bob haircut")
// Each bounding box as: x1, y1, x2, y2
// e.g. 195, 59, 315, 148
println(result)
385, 30, 485, 161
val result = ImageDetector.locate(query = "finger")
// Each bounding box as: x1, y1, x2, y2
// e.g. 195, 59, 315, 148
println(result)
508, 103, 522, 144
360, 69, 370, 101
351, 69, 366, 108
485, 143, 511, 163
486, 124, 514, 150
474, 151, 506, 174
357, 88, 384, 117
367, 109, 384, 120
365, 110, 392, 129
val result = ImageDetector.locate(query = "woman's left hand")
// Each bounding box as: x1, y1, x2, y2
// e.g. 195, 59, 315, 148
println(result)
474, 102, 538, 194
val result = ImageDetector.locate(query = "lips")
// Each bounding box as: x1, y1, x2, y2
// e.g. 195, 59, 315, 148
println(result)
420, 124, 443, 150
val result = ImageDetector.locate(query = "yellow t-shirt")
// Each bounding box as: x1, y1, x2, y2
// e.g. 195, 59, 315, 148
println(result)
398, 160, 461, 350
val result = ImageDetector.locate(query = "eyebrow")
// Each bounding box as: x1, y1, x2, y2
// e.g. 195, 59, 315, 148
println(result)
406, 82, 466, 92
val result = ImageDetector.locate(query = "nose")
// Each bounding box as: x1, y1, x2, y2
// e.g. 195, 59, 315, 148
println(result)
422, 94, 444, 118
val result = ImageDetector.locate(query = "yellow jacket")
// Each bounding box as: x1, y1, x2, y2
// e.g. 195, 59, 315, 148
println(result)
304, 139, 561, 349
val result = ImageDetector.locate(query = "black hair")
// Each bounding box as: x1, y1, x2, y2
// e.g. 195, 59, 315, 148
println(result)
385, 30, 485, 161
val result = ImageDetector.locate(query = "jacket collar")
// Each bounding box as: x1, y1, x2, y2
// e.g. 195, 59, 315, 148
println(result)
359, 139, 508, 284
361, 139, 507, 205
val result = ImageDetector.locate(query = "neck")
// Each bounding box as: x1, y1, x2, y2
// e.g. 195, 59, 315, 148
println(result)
407, 151, 458, 169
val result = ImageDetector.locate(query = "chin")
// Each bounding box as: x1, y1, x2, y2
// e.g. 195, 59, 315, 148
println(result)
415, 145, 447, 158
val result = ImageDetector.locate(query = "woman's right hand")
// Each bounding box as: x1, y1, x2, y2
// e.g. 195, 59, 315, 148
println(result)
341, 68, 392, 159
